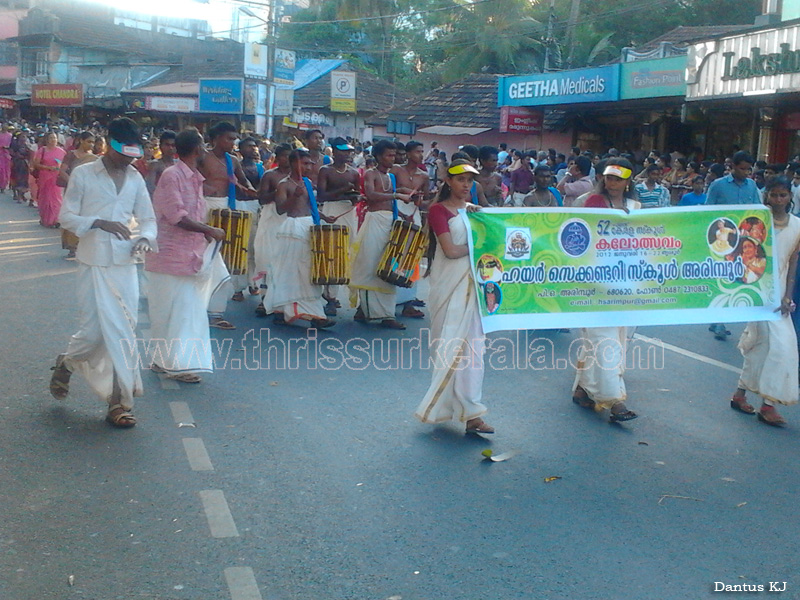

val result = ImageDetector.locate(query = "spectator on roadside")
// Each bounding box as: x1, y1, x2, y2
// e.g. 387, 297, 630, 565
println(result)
557, 155, 593, 207
678, 175, 707, 206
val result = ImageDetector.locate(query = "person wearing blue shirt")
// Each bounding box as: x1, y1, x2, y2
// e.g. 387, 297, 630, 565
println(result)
706, 151, 761, 205
706, 151, 759, 340
678, 176, 707, 206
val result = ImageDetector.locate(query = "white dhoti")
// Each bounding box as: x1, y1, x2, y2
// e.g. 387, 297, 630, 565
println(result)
415, 216, 486, 423
231, 199, 260, 292
146, 252, 216, 375
738, 318, 799, 405
349, 210, 396, 320
205, 196, 234, 316
256, 203, 287, 310
64, 264, 143, 410
263, 216, 326, 322
737, 217, 800, 406
320, 199, 357, 302
572, 327, 627, 410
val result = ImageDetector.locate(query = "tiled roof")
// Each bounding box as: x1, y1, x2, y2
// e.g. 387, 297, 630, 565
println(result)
633, 25, 754, 53
372, 73, 502, 129
292, 63, 410, 115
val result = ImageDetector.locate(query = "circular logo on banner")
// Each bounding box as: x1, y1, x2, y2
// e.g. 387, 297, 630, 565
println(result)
558, 219, 591, 257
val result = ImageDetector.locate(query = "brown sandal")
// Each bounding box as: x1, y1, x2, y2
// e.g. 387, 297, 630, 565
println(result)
730, 395, 756, 414
49, 354, 72, 400
758, 405, 786, 427
106, 404, 136, 428
466, 418, 495, 434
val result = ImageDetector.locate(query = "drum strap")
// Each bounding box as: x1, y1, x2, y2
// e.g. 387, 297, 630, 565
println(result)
303, 177, 321, 226
225, 152, 236, 209
256, 162, 265, 179
470, 182, 479, 205
389, 173, 398, 220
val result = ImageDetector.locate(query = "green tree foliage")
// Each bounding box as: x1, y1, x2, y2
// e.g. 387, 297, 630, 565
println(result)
279, 0, 762, 92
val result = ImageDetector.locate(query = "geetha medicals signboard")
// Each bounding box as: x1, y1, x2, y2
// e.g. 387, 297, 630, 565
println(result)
465, 206, 777, 333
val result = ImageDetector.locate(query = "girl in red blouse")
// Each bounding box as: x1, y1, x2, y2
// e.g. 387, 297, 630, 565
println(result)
574, 159, 640, 422
414, 159, 494, 435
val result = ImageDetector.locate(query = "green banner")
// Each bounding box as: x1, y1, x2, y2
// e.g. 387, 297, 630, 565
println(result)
465, 206, 778, 332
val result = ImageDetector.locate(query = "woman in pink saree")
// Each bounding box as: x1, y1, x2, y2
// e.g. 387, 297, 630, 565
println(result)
31, 132, 66, 228
0, 123, 12, 191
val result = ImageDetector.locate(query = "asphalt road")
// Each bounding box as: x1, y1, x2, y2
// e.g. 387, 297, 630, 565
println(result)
1, 192, 798, 600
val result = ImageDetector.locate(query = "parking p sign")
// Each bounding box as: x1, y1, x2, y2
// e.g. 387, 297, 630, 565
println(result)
330, 70, 356, 113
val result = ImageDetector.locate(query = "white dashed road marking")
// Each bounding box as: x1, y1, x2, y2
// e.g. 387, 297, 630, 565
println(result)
224, 567, 263, 600
169, 401, 195, 425
199, 490, 240, 538
633, 333, 742, 374
182, 438, 214, 471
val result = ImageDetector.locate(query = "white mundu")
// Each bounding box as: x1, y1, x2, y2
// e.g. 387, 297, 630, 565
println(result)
349, 210, 397, 319
263, 215, 326, 322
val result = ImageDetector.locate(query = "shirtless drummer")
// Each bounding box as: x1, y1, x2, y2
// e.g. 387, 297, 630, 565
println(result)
197, 121, 256, 330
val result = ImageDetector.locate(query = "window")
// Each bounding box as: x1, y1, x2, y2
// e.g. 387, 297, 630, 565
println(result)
21, 49, 48, 78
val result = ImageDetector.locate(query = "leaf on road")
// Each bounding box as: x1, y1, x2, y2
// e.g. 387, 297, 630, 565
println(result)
544, 476, 562, 483
482, 450, 518, 462
736, 502, 747, 508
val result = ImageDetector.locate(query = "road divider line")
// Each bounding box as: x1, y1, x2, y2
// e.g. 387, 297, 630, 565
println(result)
182, 438, 214, 471
224, 567, 263, 600
199, 490, 239, 538
633, 333, 742, 374
169, 401, 195, 424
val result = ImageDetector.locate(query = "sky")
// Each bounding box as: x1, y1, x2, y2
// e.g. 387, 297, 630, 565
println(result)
83, 0, 234, 24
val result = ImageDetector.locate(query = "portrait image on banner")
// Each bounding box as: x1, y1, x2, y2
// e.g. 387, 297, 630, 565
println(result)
274, 49, 296, 86
465, 206, 778, 333
244, 43, 269, 79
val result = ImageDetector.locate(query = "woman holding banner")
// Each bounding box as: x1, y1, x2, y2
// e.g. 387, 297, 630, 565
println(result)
730, 176, 800, 426
572, 159, 640, 422
414, 159, 493, 435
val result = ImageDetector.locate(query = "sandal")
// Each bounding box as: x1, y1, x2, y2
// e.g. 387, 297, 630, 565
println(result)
169, 373, 202, 384
353, 308, 367, 322
249, 286, 260, 296
609, 402, 638, 422
273, 312, 286, 325
106, 404, 136, 428
231, 291, 245, 302
572, 386, 595, 409
310, 318, 336, 329
324, 300, 337, 317
381, 319, 406, 330
49, 354, 72, 400
730, 395, 756, 414
401, 306, 425, 319
209, 317, 236, 330
758, 405, 786, 427
466, 418, 495, 434
255, 303, 267, 317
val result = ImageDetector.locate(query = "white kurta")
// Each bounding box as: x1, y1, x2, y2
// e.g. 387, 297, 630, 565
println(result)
58, 160, 157, 410
415, 213, 487, 424
738, 214, 800, 405
263, 216, 326, 322
349, 210, 397, 320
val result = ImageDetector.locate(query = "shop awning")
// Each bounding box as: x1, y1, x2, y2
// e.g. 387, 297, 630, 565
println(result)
417, 125, 492, 136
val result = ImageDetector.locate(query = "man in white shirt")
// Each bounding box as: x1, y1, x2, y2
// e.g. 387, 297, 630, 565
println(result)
49, 117, 156, 429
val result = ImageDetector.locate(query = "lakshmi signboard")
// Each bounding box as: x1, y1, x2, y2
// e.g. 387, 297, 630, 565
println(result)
498, 65, 619, 107
619, 56, 687, 100
687, 22, 800, 100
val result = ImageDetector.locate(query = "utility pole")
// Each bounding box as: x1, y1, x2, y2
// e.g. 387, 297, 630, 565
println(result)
565, 0, 581, 69
543, 0, 556, 72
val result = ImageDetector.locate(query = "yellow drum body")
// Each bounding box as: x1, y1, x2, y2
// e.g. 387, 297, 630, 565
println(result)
377, 220, 428, 288
209, 208, 251, 275
310, 224, 350, 285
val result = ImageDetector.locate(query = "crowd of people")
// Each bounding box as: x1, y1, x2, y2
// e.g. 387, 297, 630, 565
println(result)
14, 117, 794, 433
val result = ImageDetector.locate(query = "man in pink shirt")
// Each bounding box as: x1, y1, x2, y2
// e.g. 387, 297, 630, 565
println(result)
145, 128, 225, 384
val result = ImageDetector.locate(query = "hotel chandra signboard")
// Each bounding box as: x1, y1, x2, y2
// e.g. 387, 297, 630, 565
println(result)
498, 65, 619, 107
687, 22, 800, 100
